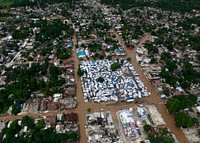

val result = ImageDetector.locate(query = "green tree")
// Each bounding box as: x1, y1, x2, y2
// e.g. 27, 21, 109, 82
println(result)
150, 56, 157, 64
165, 60, 177, 72
110, 63, 121, 71
144, 43, 158, 54
11, 104, 21, 115
22, 116, 35, 129
77, 67, 84, 76
61, 113, 67, 122
166, 98, 180, 113
175, 112, 198, 128
97, 77, 104, 83
163, 88, 170, 96
107, 55, 112, 60
144, 124, 151, 132
36, 119, 45, 130
29, 77, 37, 90
161, 52, 171, 61
127, 57, 131, 62
49, 65, 59, 77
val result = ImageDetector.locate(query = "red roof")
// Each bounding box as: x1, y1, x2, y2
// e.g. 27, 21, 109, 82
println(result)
40, 100, 48, 111
67, 113, 78, 123
128, 46, 133, 50
151, 127, 156, 135
47, 102, 59, 111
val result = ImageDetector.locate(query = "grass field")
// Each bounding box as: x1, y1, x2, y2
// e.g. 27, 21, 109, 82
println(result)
0, 0, 16, 7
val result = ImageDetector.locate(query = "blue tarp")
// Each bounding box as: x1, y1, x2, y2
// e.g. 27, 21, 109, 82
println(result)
112, 77, 115, 83
113, 90, 117, 95
77, 51, 86, 56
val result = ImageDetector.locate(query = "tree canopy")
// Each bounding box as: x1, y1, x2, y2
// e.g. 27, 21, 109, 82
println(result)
110, 63, 121, 71
166, 94, 197, 114
2, 116, 79, 143
175, 112, 198, 128
166, 94, 198, 128
0, 63, 66, 114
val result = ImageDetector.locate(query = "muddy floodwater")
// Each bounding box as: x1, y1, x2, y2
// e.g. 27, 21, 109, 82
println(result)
0, 33, 189, 143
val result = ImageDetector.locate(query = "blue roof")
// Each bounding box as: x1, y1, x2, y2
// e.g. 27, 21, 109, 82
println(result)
77, 51, 86, 56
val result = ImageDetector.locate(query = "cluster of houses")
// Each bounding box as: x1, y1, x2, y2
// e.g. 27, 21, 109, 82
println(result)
123, 7, 200, 98
136, 105, 180, 142
117, 108, 147, 143
72, 2, 126, 59
136, 105, 166, 127
0, 0, 200, 142
39, 94, 77, 112
103, 2, 200, 99
117, 105, 178, 143
77, 42, 126, 59
0, 113, 79, 142
20, 93, 77, 115
80, 59, 150, 102
0, 2, 75, 66
85, 111, 121, 143
135, 41, 196, 99
0, 3, 78, 115
4, 58, 77, 116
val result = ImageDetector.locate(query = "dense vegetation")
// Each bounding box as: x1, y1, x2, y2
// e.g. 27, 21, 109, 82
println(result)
10, 0, 36, 7
144, 43, 158, 54
77, 66, 84, 76
0, 0, 77, 7
0, 63, 66, 114
101, 0, 146, 10
166, 94, 198, 128
110, 62, 121, 71
1, 116, 79, 143
96, 77, 104, 83
143, 125, 175, 143
155, 0, 200, 12
175, 112, 198, 128
101, 0, 200, 12
12, 27, 31, 40
160, 60, 200, 88
166, 94, 197, 113
36, 19, 74, 41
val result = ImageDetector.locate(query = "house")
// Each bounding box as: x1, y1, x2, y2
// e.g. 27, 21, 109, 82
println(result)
67, 113, 78, 123
40, 100, 48, 111
47, 102, 59, 111
44, 116, 56, 125
65, 88, 76, 96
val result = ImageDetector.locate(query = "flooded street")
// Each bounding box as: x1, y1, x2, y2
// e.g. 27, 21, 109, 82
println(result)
114, 30, 189, 143
0, 33, 189, 143
0, 1, 191, 142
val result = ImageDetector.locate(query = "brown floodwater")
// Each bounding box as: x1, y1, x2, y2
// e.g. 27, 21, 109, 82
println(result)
114, 30, 189, 143
0, 33, 189, 143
